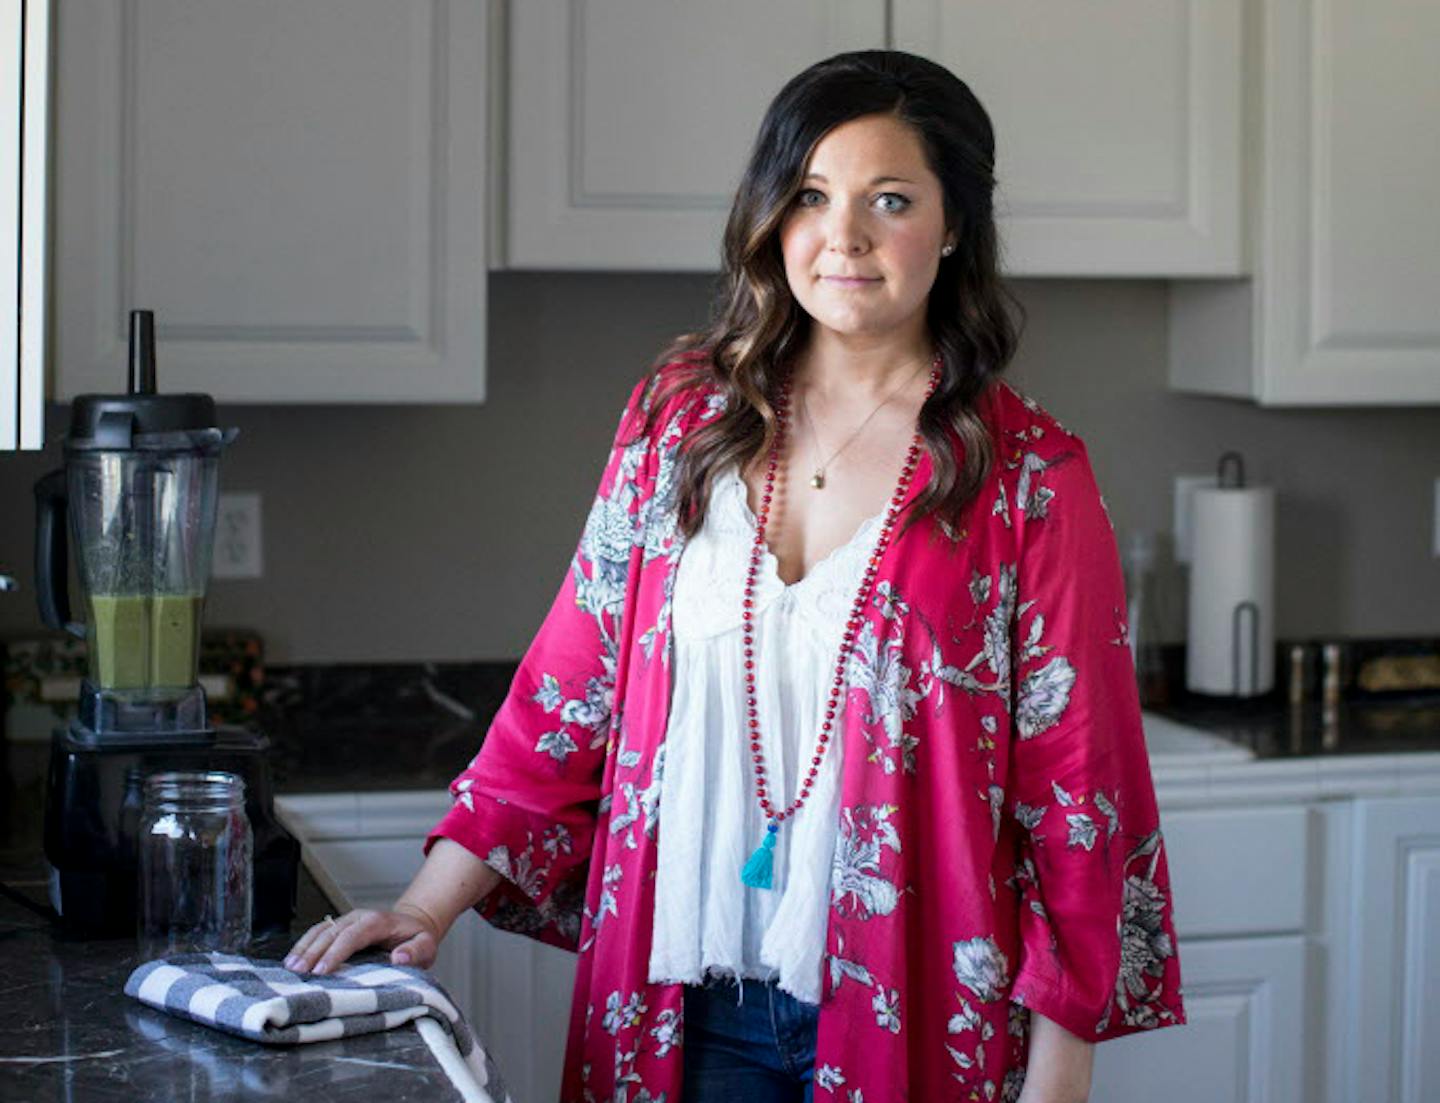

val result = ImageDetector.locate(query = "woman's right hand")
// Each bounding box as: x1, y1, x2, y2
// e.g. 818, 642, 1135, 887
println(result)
283, 901, 444, 975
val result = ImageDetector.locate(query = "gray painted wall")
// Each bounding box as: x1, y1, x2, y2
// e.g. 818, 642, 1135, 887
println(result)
2, 272, 1437, 662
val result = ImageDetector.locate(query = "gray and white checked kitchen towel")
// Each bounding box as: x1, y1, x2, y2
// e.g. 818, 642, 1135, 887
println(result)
124, 952, 514, 1103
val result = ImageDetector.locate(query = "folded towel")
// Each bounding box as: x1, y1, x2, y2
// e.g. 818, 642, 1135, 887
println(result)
124, 952, 513, 1103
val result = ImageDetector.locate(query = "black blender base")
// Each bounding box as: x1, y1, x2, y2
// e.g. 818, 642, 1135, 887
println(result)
44, 723, 301, 939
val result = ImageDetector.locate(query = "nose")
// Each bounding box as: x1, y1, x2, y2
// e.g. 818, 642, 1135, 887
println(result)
825, 201, 870, 255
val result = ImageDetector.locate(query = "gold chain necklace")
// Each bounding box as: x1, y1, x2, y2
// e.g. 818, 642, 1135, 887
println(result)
799, 357, 931, 489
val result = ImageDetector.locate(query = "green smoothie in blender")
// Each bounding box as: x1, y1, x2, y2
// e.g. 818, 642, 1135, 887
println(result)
87, 593, 204, 690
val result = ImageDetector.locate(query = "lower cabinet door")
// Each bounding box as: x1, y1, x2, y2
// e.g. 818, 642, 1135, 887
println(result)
462, 918, 577, 1103
1348, 795, 1440, 1103
1088, 936, 1306, 1103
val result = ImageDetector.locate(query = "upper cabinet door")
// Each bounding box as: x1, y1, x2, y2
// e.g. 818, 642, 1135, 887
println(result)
502, 1, 886, 271
55, 0, 490, 404
2, 0, 49, 450
1169, 0, 1440, 404
892, 0, 1243, 277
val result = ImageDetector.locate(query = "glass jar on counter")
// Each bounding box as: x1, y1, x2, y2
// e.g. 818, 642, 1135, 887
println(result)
138, 770, 252, 957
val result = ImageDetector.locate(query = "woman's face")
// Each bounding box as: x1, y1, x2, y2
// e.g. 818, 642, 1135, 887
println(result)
778, 113, 953, 346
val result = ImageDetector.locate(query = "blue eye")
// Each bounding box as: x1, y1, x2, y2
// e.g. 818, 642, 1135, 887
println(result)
793, 188, 912, 213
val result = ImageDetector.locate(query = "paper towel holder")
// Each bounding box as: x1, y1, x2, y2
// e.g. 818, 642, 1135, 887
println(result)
1219, 451, 1261, 695
1218, 450, 1246, 488
1232, 600, 1261, 695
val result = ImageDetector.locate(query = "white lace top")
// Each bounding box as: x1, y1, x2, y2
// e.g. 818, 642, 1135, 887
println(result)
647, 464, 882, 1005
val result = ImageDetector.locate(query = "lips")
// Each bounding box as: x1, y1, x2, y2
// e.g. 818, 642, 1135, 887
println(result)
824, 276, 880, 287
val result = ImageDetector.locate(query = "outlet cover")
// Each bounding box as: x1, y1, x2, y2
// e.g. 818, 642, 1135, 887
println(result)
214, 492, 263, 579
1434, 477, 1440, 558
1173, 473, 1218, 565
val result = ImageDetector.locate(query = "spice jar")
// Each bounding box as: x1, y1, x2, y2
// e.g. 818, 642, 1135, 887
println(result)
138, 770, 253, 957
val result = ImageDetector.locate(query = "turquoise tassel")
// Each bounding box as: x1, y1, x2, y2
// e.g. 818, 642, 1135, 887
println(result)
741, 822, 779, 890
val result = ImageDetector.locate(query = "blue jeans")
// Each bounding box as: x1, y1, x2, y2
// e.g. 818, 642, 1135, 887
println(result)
682, 976, 820, 1103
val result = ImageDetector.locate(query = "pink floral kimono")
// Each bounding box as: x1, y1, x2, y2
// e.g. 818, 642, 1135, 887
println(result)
426, 357, 1186, 1102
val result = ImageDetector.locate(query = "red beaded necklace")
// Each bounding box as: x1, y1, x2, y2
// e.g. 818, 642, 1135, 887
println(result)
738, 354, 942, 890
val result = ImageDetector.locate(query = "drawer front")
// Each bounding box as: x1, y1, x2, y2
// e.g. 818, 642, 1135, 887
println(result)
1162, 805, 1311, 937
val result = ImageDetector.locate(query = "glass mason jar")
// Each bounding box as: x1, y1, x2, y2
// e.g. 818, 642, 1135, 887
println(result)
138, 771, 253, 957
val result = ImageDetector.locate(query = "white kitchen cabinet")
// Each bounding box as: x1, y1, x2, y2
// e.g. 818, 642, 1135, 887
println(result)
504, 1, 1240, 276
1091, 937, 1307, 1103
280, 792, 576, 1103
53, 0, 491, 404
1082, 803, 1311, 1103
1334, 795, 1440, 1103
286, 793, 1315, 1103
2, 0, 49, 450
281, 758, 1440, 1103
1169, 0, 1440, 404
502, 1, 887, 270
893, 0, 1244, 278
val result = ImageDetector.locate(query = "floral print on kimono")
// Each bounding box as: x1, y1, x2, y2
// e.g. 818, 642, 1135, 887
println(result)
427, 359, 1185, 1102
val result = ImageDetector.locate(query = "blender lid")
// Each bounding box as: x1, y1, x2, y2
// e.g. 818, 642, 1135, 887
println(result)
64, 397, 237, 455
64, 309, 240, 452
64, 396, 238, 453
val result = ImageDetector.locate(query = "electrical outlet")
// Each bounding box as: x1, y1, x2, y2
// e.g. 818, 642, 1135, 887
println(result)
1173, 473, 1218, 565
1434, 477, 1440, 558
213, 492, 263, 579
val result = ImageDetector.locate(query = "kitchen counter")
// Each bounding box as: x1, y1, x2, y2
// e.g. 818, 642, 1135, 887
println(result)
1150, 689, 1440, 758
0, 741, 467, 1103
1138, 653, 1440, 807
241, 659, 1440, 817
11, 652, 1440, 795
1141, 638, 1440, 760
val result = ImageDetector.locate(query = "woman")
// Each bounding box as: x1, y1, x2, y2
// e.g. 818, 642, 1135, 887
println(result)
287, 50, 1185, 1102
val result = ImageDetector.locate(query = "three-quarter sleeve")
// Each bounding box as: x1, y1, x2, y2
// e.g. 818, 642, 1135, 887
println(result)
424, 375, 654, 950
1004, 433, 1186, 1041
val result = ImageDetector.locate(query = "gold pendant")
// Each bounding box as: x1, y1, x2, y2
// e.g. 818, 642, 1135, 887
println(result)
811, 471, 825, 489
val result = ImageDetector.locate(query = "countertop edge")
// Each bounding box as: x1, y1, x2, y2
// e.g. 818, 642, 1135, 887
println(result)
1153, 749, 1440, 808
274, 801, 356, 913
277, 749, 1440, 822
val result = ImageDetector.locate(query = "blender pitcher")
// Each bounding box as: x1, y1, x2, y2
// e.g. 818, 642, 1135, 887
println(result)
34, 310, 238, 740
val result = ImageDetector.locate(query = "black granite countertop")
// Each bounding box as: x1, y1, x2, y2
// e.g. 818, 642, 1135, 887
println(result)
1148, 689, 1440, 758
0, 741, 465, 1102
244, 654, 1440, 795
1141, 641, 1440, 758
256, 662, 517, 794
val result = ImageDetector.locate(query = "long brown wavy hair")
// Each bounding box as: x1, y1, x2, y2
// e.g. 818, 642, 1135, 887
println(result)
631, 49, 1025, 543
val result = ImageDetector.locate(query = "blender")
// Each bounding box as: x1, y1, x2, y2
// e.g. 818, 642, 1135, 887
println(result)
34, 309, 298, 937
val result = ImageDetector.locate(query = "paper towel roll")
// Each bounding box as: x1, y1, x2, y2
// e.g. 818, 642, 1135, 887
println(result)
1186, 485, 1275, 696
